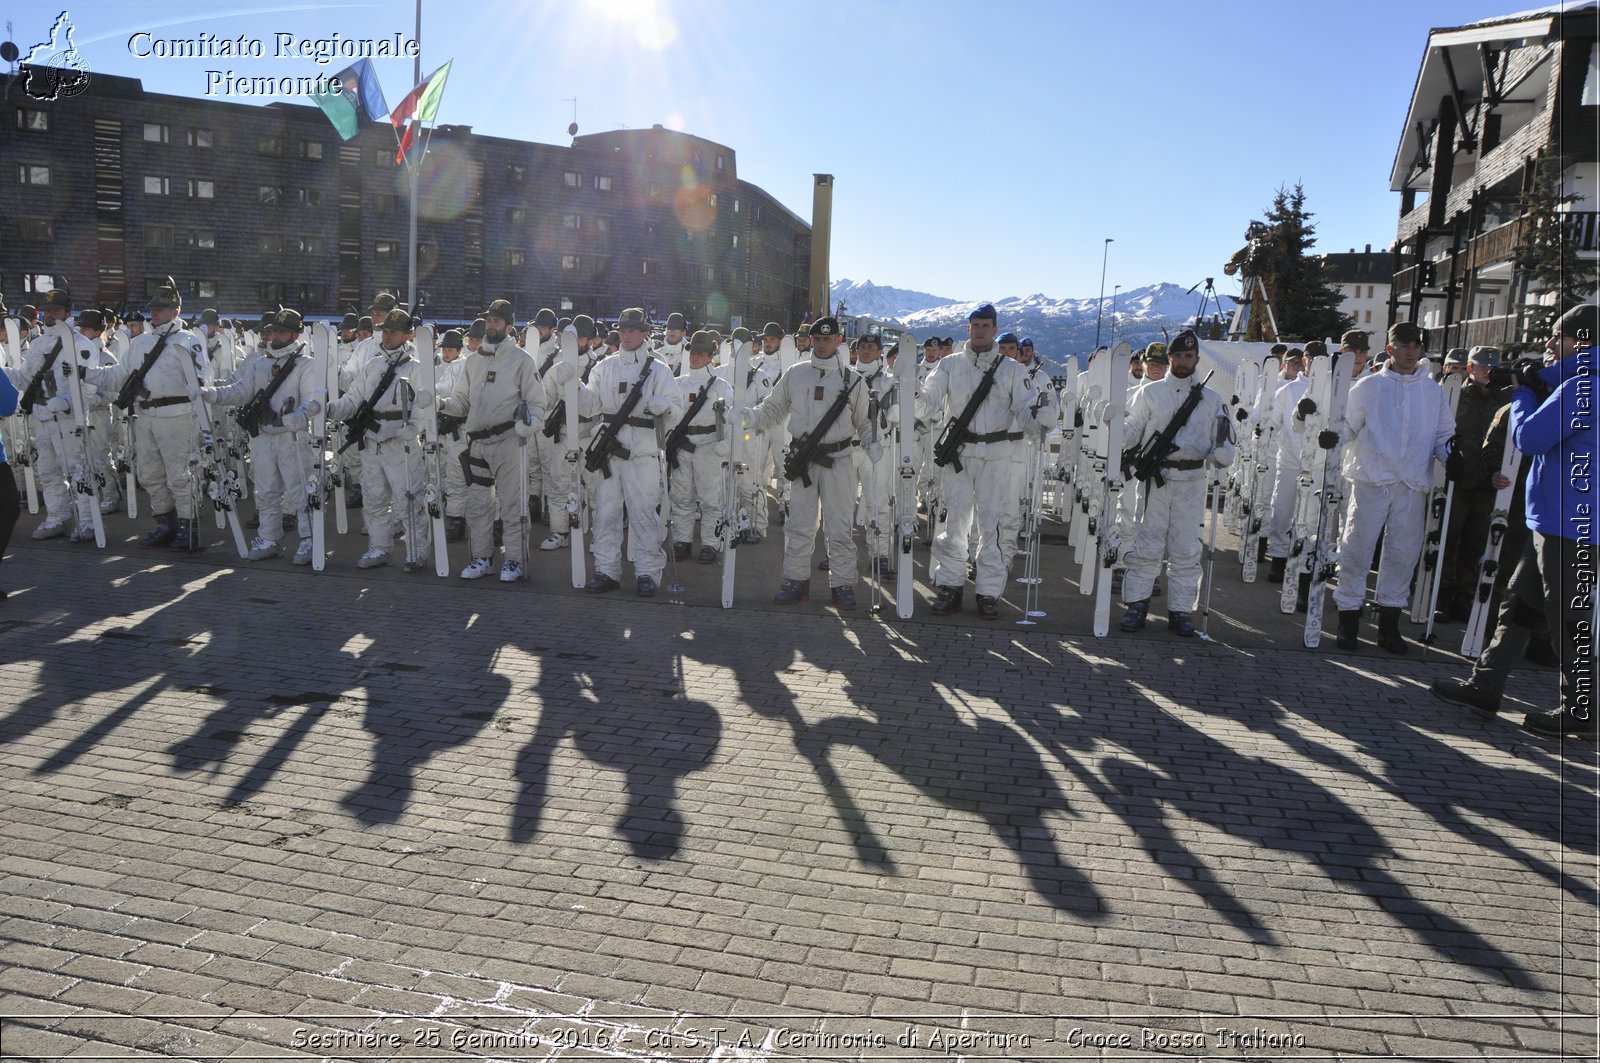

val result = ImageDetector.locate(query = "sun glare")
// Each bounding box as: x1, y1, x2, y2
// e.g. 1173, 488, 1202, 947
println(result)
586, 0, 679, 50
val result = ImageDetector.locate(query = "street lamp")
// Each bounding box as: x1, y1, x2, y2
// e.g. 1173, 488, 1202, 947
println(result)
1093, 238, 1113, 351
1111, 284, 1121, 344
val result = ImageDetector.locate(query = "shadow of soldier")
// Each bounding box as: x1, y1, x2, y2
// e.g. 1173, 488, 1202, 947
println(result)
1002, 643, 1532, 981
680, 605, 1109, 918
508, 613, 722, 860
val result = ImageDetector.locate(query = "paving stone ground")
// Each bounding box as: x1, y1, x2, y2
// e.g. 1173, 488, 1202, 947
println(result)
0, 507, 1595, 1062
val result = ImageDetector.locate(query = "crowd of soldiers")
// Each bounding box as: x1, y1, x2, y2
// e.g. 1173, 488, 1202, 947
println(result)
0, 283, 1592, 738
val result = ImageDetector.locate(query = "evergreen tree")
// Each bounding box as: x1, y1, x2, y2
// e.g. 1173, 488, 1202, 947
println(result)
1514, 150, 1598, 342
1261, 183, 1353, 343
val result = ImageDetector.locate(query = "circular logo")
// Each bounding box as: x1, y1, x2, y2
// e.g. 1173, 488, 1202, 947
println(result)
26, 50, 91, 101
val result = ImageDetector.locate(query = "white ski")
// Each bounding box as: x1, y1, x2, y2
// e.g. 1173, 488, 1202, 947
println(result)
720, 340, 749, 608
561, 329, 586, 590
1240, 352, 1281, 582
415, 324, 450, 577
58, 323, 106, 548
307, 322, 331, 571
894, 334, 918, 620
1281, 357, 1334, 614
1303, 353, 1355, 648
326, 323, 348, 536
1461, 440, 1522, 658
1093, 341, 1132, 637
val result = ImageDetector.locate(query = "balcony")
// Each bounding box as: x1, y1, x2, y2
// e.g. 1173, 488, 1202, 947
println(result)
1469, 219, 1526, 269
1454, 314, 1522, 349
1398, 200, 1433, 244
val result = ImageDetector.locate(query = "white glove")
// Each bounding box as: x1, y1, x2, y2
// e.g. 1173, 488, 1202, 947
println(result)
712, 398, 728, 415
514, 415, 539, 438
1210, 446, 1235, 468
304, 399, 323, 417
282, 408, 309, 432
646, 396, 676, 418
185, 382, 201, 401
412, 389, 433, 409
547, 360, 576, 387
198, 386, 218, 403
45, 396, 70, 415
738, 409, 754, 431
865, 441, 885, 464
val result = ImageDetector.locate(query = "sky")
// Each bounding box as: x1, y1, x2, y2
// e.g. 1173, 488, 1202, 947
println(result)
7, 0, 1544, 303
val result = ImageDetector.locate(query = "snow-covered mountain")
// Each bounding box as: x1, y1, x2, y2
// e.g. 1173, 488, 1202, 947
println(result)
832, 281, 1237, 364
829, 279, 957, 321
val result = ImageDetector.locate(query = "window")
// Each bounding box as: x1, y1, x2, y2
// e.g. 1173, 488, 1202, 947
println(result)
258, 235, 285, 254
733, 198, 740, 213
373, 193, 399, 214
258, 185, 283, 205
188, 178, 215, 199
186, 229, 216, 249
298, 140, 323, 160
594, 216, 609, 234
704, 266, 715, 283
16, 109, 49, 131
20, 164, 51, 186
559, 297, 574, 311
298, 285, 325, 305
295, 188, 323, 206
1367, 285, 1374, 299
1365, 310, 1373, 323
594, 175, 612, 191
507, 164, 526, 183
145, 225, 174, 248
506, 250, 526, 266
19, 220, 53, 241
376, 240, 397, 259
293, 236, 320, 254
508, 207, 527, 223
143, 123, 169, 143
561, 254, 581, 271
564, 171, 580, 187
642, 260, 651, 275
372, 149, 395, 168
709, 193, 718, 208
143, 175, 169, 195
187, 128, 213, 148
732, 234, 739, 248
261, 282, 286, 303
193, 281, 217, 300
257, 134, 284, 155
648, 183, 661, 198
715, 154, 725, 171
563, 213, 582, 230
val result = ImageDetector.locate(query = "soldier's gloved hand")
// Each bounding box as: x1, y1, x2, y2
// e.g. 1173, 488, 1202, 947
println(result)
281, 396, 296, 416
304, 399, 323, 418
712, 398, 728, 415
198, 386, 218, 403
282, 407, 309, 432
1444, 436, 1464, 482
738, 409, 754, 431
865, 440, 885, 464
645, 396, 676, 418
411, 389, 432, 409
45, 396, 70, 415
1210, 446, 1234, 467
547, 361, 576, 387
514, 414, 540, 438
1317, 429, 1340, 450
1236, 407, 1250, 421
1295, 396, 1317, 420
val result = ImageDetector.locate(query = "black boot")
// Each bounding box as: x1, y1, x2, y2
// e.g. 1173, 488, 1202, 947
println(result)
170, 518, 201, 553
138, 511, 178, 548
1335, 609, 1361, 651
1376, 606, 1408, 655
529, 495, 542, 523
1256, 537, 1269, 564
1266, 556, 1286, 584
445, 515, 466, 543
930, 585, 963, 616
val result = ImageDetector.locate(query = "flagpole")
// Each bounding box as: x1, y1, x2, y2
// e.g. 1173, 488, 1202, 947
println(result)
406, 0, 421, 311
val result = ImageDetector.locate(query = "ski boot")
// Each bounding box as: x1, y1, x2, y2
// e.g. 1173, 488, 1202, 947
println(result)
1376, 606, 1408, 655
1335, 610, 1362, 651
170, 518, 201, 553
929, 585, 963, 616
139, 511, 178, 548
1119, 600, 1150, 633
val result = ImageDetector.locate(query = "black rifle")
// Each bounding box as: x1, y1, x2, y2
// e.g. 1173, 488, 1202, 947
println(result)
783, 369, 859, 488
18, 337, 65, 415
112, 327, 175, 411
235, 349, 303, 437
663, 382, 716, 471
1126, 370, 1215, 488
336, 357, 407, 454
583, 356, 656, 479
932, 352, 1005, 473
542, 399, 565, 442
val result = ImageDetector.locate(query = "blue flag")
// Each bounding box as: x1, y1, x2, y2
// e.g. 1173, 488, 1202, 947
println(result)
314, 59, 389, 140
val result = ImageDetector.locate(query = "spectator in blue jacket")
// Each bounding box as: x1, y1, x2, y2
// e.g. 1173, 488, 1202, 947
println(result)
1432, 303, 1598, 737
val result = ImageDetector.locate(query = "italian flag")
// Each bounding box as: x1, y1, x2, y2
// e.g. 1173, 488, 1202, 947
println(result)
391, 60, 452, 165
